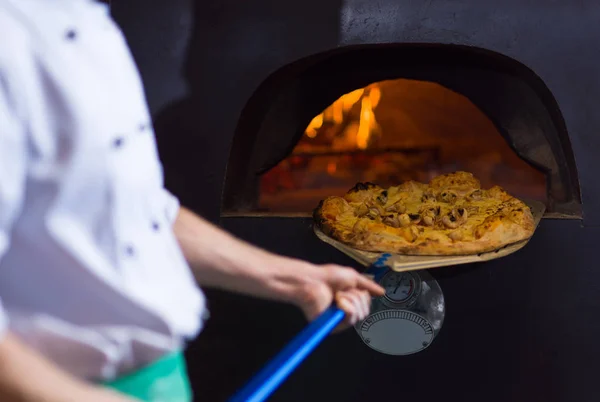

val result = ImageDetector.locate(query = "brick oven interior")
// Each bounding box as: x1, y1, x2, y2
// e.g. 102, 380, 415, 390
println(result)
111, 1, 600, 401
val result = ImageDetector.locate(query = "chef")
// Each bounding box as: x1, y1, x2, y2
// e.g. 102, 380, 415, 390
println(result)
0, 0, 384, 401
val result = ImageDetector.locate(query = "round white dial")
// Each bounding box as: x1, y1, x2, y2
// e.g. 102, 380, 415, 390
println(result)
381, 271, 416, 303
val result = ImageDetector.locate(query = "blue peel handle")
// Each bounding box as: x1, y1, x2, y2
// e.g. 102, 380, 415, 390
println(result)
228, 306, 345, 402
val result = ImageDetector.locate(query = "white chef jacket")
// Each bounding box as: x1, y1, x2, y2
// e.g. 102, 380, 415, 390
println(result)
0, 0, 207, 381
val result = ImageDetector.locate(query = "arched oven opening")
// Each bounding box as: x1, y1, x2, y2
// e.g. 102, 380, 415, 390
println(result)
222, 44, 581, 218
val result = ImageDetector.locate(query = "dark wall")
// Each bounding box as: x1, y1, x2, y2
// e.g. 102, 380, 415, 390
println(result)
111, 0, 191, 116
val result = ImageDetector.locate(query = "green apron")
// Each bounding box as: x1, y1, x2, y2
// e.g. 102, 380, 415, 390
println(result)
103, 351, 192, 402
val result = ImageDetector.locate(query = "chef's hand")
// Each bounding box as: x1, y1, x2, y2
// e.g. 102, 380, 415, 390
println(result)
293, 264, 385, 331
174, 207, 384, 330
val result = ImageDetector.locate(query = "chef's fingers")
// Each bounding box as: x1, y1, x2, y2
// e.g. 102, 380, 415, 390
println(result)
323, 265, 385, 296
359, 289, 371, 319
351, 289, 370, 320
337, 289, 371, 324
337, 291, 360, 325
356, 273, 386, 296
336, 295, 358, 326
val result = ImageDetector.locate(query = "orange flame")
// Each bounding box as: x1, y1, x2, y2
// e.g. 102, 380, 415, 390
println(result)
356, 86, 381, 149
341, 88, 365, 109
304, 85, 381, 148
305, 114, 323, 138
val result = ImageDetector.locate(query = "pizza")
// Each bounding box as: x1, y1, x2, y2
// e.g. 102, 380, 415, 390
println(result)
313, 171, 536, 256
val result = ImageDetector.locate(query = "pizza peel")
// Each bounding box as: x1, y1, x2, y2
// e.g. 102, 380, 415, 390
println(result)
314, 199, 546, 272
229, 267, 389, 402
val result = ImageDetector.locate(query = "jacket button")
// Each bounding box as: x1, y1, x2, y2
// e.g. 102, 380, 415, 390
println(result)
151, 221, 160, 231
112, 137, 125, 148
124, 245, 135, 256
65, 29, 77, 40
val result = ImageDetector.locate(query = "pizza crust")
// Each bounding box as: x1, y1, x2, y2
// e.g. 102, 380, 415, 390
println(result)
313, 172, 536, 256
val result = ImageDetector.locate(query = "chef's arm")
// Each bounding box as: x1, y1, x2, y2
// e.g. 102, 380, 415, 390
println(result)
0, 332, 137, 402
173, 207, 384, 321
173, 207, 312, 302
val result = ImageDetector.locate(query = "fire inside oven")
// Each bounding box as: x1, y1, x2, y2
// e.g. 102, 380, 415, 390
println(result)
222, 45, 581, 219
258, 79, 546, 213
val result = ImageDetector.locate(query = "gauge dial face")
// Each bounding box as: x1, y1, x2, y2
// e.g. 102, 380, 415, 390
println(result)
381, 271, 417, 303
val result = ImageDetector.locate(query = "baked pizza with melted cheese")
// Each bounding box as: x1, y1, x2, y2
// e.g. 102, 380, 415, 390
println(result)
313, 172, 535, 255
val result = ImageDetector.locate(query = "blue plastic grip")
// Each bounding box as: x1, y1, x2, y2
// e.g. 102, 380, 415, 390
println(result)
228, 306, 345, 402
